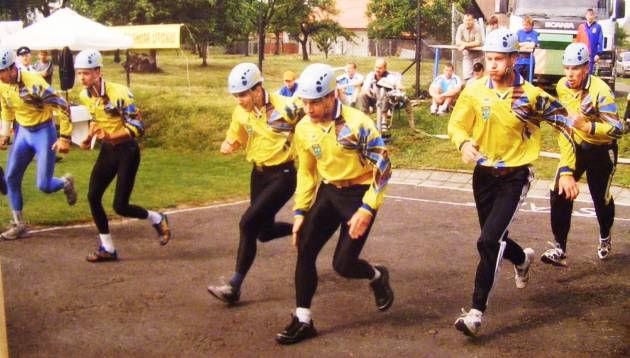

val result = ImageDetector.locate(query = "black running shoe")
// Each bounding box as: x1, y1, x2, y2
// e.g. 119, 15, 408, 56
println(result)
370, 265, 394, 311
275, 315, 317, 345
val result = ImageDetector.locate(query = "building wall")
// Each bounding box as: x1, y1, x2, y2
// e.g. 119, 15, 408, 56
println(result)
333, 30, 369, 56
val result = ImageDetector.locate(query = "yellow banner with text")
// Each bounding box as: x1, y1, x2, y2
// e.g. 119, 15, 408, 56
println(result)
113, 24, 182, 49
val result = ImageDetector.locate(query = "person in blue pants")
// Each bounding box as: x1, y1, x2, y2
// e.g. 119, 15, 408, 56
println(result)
0, 48, 77, 240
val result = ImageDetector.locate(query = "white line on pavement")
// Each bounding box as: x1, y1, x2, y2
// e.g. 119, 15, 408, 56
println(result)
27, 200, 249, 235
385, 194, 630, 222
390, 181, 630, 207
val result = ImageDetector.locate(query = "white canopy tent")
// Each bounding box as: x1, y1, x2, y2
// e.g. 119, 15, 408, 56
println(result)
1, 8, 132, 50
0, 9, 134, 145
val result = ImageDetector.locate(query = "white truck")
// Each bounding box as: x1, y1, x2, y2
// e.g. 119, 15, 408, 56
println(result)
495, 0, 625, 90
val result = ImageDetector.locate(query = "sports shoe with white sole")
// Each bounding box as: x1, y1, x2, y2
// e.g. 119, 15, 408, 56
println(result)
153, 213, 171, 246
597, 236, 612, 260
515, 248, 534, 289
454, 308, 483, 337
207, 283, 240, 304
430, 103, 438, 114
541, 242, 567, 267
0, 222, 27, 240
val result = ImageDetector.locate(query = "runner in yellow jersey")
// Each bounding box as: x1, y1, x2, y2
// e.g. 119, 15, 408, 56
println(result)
542, 42, 624, 266
207, 63, 304, 304
74, 50, 171, 262
448, 29, 579, 337
0, 48, 76, 241
275, 63, 393, 345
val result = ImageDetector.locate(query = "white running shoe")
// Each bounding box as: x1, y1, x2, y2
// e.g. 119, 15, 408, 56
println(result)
454, 308, 483, 337
207, 283, 240, 304
597, 236, 612, 260
540, 242, 567, 267
430, 103, 438, 114
515, 248, 534, 289
1, 222, 27, 240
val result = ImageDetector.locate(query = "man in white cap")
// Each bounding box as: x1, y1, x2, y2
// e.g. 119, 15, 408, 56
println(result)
207, 63, 304, 304
542, 42, 623, 266
448, 29, 578, 337
275, 63, 394, 345
0, 48, 76, 240
74, 49, 171, 262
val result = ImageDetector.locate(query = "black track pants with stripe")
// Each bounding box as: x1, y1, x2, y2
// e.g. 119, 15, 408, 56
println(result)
471, 165, 532, 312
550, 141, 617, 251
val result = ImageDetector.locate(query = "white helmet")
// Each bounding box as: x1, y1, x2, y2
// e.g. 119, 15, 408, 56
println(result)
0, 48, 14, 70
74, 49, 103, 69
563, 42, 590, 66
228, 63, 263, 94
296, 63, 336, 99
483, 28, 518, 53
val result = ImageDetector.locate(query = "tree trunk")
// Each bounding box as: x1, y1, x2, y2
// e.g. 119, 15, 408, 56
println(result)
201, 40, 208, 66
114, 50, 121, 63
149, 49, 158, 72
258, 29, 266, 70
244, 36, 250, 56
274, 32, 281, 55
300, 39, 309, 61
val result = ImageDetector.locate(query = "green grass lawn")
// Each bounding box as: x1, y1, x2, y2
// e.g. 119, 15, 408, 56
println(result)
0, 148, 250, 226
3, 51, 626, 226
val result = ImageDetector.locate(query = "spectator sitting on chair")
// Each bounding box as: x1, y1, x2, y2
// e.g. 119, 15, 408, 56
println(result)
336, 62, 364, 106
278, 70, 298, 97
467, 62, 484, 86
429, 63, 463, 115
357, 58, 403, 114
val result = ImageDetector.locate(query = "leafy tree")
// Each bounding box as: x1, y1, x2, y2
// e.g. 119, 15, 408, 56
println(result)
284, 0, 338, 61
269, 0, 295, 55
0, 0, 68, 22
220, 0, 253, 55
312, 20, 354, 59
616, 22, 628, 49
237, 0, 280, 70
67, 0, 157, 25
367, 0, 470, 42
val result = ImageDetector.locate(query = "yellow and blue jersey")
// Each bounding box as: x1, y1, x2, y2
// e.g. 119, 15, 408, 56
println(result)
556, 74, 622, 145
0, 69, 71, 138
225, 90, 303, 167
293, 101, 391, 216
448, 72, 576, 175
78, 79, 143, 138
